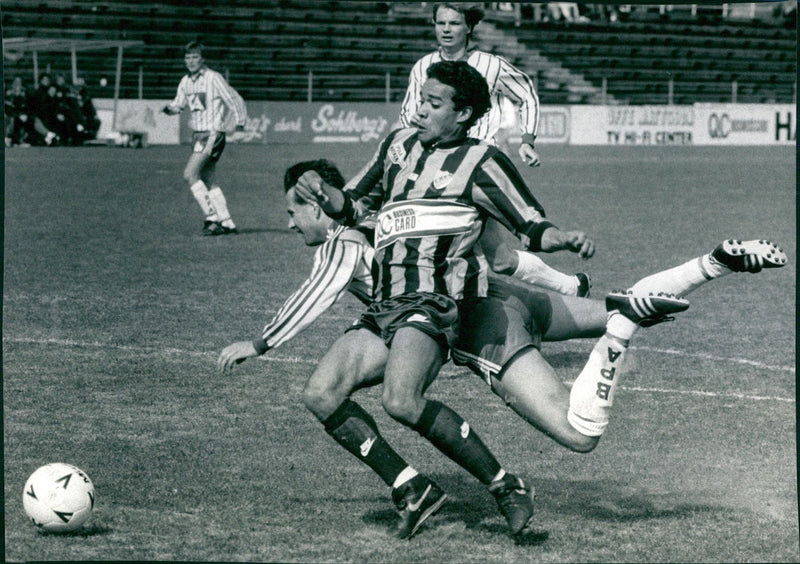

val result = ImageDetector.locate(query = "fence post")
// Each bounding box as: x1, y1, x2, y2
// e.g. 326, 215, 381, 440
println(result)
602, 76, 607, 105
668, 76, 674, 105
308, 71, 313, 103
385, 72, 391, 103
139, 66, 143, 100
731, 80, 737, 103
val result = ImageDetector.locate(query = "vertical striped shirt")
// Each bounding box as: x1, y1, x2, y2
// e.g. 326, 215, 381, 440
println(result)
168, 66, 247, 132
335, 128, 554, 301
399, 48, 540, 145
255, 224, 374, 353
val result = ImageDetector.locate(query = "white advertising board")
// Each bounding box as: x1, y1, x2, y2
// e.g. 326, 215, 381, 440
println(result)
570, 105, 695, 145
693, 104, 795, 145
94, 99, 180, 144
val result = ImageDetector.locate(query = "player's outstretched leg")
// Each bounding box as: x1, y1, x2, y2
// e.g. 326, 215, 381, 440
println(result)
630, 238, 787, 297
566, 290, 690, 437
392, 474, 448, 539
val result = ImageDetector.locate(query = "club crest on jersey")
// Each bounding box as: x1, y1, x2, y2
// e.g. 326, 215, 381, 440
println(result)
388, 143, 407, 167
432, 172, 453, 191
187, 92, 207, 111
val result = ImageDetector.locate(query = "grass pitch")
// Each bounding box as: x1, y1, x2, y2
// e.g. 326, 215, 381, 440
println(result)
3, 142, 797, 562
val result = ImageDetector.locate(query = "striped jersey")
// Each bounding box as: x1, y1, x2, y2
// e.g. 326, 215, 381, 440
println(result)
255, 224, 374, 353
168, 67, 247, 132
399, 48, 540, 145
336, 127, 554, 301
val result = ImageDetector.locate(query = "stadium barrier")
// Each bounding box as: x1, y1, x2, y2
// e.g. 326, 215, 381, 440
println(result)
92, 99, 795, 146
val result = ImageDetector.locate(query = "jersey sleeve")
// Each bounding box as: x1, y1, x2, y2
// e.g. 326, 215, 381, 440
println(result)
330, 131, 400, 226
211, 72, 247, 129
399, 59, 426, 128
471, 150, 555, 251
493, 55, 540, 144
168, 77, 187, 112
253, 235, 366, 353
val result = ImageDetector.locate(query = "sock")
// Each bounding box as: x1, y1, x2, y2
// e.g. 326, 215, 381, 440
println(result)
512, 250, 579, 295
606, 311, 639, 342
492, 469, 507, 483
322, 399, 409, 487
630, 254, 730, 298
392, 467, 419, 489
567, 333, 628, 437
411, 400, 501, 485
190, 180, 217, 221
208, 185, 235, 228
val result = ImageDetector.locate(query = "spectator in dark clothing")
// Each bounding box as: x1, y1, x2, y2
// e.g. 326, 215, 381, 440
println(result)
5, 75, 59, 146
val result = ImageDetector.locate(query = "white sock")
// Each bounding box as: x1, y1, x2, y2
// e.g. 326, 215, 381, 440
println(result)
392, 466, 419, 489
512, 250, 579, 295
630, 254, 731, 298
567, 333, 628, 437
491, 469, 507, 483
208, 185, 235, 228
190, 180, 217, 221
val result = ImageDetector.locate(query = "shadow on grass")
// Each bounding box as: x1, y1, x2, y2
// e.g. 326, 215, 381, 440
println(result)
359, 473, 721, 541
535, 477, 719, 522
37, 522, 113, 537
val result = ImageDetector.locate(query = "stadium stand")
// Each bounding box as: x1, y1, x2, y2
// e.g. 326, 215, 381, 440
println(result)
2, 1, 796, 105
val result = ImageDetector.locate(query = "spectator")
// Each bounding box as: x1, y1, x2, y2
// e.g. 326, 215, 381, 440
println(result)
5, 76, 33, 146
27, 74, 64, 145
72, 78, 101, 142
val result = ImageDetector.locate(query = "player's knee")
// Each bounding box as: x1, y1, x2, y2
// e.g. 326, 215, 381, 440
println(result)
565, 434, 600, 453
380, 390, 416, 425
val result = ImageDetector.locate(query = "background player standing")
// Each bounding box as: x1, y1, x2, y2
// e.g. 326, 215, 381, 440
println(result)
163, 41, 247, 236
400, 2, 541, 167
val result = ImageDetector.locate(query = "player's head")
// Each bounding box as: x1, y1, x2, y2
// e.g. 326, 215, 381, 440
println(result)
283, 160, 345, 246
432, 3, 484, 48
183, 41, 205, 73
415, 60, 490, 142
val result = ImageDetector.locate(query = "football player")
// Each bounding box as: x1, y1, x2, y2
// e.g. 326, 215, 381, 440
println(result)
400, 2, 592, 299
219, 158, 786, 539
163, 41, 247, 236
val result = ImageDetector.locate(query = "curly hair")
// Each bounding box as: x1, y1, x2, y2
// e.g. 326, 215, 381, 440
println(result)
426, 61, 491, 130
283, 159, 346, 193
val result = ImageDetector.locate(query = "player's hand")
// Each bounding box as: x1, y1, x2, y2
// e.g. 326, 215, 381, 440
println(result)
295, 171, 345, 215
518, 143, 540, 167
217, 341, 258, 372
540, 228, 595, 259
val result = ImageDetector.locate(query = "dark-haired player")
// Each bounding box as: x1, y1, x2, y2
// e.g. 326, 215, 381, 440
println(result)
163, 41, 247, 236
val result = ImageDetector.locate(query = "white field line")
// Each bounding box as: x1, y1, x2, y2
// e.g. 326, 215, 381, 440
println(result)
3, 336, 795, 403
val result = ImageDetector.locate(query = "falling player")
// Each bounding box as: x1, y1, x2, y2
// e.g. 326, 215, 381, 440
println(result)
163, 41, 247, 236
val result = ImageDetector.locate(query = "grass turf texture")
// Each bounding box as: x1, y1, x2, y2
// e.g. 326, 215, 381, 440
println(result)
3, 143, 797, 562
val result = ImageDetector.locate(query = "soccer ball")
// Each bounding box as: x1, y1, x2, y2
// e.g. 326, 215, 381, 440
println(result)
23, 463, 96, 533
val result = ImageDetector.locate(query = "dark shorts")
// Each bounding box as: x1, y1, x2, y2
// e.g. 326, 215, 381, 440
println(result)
191, 131, 226, 162
453, 278, 553, 385
346, 292, 460, 356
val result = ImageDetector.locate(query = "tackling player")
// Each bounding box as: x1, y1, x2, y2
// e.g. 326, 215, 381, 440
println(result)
163, 41, 247, 236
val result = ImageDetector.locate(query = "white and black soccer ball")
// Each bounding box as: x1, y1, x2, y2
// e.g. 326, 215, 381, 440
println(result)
22, 463, 96, 533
